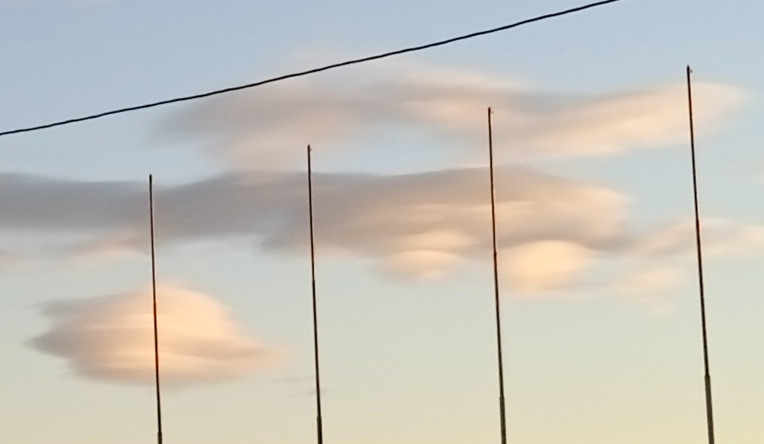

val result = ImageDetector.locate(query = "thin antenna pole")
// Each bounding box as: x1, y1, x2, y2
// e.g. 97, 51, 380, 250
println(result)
686, 66, 716, 444
487, 108, 508, 444
307, 145, 324, 444
149, 174, 163, 444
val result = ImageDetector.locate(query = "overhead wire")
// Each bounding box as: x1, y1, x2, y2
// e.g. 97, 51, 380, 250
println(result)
0, 0, 624, 138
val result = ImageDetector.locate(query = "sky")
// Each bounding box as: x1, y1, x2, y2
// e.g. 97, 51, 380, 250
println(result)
1, 0, 764, 443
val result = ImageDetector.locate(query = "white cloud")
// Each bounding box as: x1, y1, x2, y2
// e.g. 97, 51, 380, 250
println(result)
501, 241, 596, 294
501, 83, 741, 159
377, 229, 476, 279
380, 250, 464, 281
161, 64, 743, 169
34, 283, 279, 386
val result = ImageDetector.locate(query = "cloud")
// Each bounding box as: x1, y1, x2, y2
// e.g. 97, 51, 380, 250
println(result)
160, 64, 743, 168
632, 218, 764, 259
501, 241, 596, 293
33, 283, 279, 386
379, 249, 464, 280
501, 83, 740, 159
2, 167, 762, 306
0, 168, 629, 291
0, 249, 24, 271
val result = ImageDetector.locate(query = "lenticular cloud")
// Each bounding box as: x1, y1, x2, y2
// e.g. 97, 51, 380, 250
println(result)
34, 284, 278, 386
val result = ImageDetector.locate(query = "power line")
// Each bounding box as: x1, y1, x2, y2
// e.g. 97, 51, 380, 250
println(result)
0, 0, 624, 138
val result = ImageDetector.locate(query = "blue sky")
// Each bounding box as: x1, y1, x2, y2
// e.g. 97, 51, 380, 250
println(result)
1, 1, 764, 444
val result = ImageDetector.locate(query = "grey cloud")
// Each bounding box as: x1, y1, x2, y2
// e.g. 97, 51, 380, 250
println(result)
0, 174, 144, 234
5, 167, 760, 298
0, 167, 629, 282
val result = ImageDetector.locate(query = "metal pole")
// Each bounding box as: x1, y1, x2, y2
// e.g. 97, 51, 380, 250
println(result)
307, 146, 324, 444
149, 174, 163, 444
686, 66, 716, 444
487, 108, 508, 444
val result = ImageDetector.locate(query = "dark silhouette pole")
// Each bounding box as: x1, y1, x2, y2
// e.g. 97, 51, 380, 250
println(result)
148, 174, 163, 444
686, 66, 716, 444
487, 108, 508, 444
306, 146, 324, 444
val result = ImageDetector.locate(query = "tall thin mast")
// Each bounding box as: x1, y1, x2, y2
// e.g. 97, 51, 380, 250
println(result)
307, 145, 324, 444
686, 66, 716, 444
148, 174, 164, 444
487, 108, 508, 444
